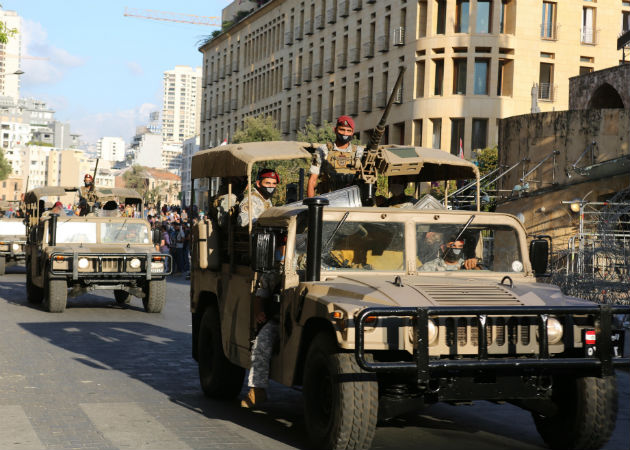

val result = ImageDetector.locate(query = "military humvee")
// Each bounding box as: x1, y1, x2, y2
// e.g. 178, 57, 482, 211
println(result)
24, 186, 171, 313
189, 142, 628, 450
0, 201, 26, 275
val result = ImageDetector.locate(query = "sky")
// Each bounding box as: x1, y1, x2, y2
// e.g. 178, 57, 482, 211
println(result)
4, 0, 229, 145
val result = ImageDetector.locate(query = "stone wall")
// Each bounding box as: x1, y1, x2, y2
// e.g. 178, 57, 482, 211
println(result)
569, 64, 630, 110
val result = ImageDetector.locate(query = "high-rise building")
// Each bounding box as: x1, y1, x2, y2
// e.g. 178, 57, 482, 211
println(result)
0, 8, 22, 100
97, 137, 126, 162
200, 0, 628, 156
162, 65, 202, 145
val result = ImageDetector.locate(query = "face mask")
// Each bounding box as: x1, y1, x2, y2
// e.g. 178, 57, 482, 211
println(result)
261, 186, 276, 198
389, 183, 404, 197
336, 133, 352, 144
443, 247, 462, 263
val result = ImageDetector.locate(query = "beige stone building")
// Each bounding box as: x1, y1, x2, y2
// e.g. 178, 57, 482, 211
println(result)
200, 0, 629, 155
162, 65, 202, 146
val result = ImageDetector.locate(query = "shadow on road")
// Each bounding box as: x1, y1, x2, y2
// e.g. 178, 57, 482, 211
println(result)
19, 321, 307, 449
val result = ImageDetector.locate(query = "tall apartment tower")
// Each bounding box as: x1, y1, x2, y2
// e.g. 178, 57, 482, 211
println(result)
162, 65, 202, 145
0, 9, 22, 100
97, 137, 126, 162
200, 0, 628, 156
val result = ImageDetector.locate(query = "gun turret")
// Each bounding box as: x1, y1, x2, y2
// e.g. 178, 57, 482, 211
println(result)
358, 66, 406, 200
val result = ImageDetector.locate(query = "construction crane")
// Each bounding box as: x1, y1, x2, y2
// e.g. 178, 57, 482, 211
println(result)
123, 7, 220, 27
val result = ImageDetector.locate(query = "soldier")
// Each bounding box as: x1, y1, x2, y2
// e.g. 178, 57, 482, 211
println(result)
237, 169, 279, 227
383, 175, 417, 208
212, 176, 247, 228
419, 236, 479, 271
306, 115, 365, 197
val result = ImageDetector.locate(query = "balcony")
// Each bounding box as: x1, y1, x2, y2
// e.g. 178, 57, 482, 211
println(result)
327, 8, 337, 23
313, 63, 323, 78
315, 14, 325, 29
282, 120, 290, 134
325, 58, 335, 73
337, 52, 347, 68
366, 0, 376, 3
312, 110, 322, 125
304, 19, 314, 35
283, 75, 292, 90
334, 104, 343, 118
339, 0, 349, 17
347, 100, 358, 116
349, 47, 360, 63
219, 66, 226, 79
540, 23, 557, 41
394, 85, 403, 104
295, 25, 303, 41
537, 83, 556, 101
290, 117, 297, 131
352, 0, 363, 10
232, 60, 239, 72
300, 115, 308, 129
302, 67, 312, 82
376, 92, 387, 108
322, 108, 330, 123
231, 99, 238, 110
284, 31, 294, 45
377, 35, 390, 52
362, 41, 374, 58
361, 96, 373, 112
217, 103, 224, 115
212, 71, 219, 82
393, 27, 405, 46
223, 102, 231, 113
581, 27, 597, 44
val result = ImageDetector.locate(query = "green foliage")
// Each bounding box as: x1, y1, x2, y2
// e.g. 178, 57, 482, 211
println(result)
232, 115, 282, 143
27, 141, 54, 147
0, 148, 11, 181
0, 22, 17, 45
252, 159, 311, 206
296, 117, 336, 144
474, 146, 498, 176
122, 165, 148, 197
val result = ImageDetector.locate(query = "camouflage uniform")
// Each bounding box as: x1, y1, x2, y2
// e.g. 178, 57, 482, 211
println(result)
418, 256, 465, 272
247, 271, 281, 389
310, 142, 365, 193
237, 188, 272, 227
212, 193, 238, 227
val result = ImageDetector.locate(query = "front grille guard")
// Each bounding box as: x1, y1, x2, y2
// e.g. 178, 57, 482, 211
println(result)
355, 305, 630, 383
49, 252, 172, 280
0, 240, 26, 257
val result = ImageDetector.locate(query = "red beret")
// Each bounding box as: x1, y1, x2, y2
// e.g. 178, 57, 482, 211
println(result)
336, 115, 355, 131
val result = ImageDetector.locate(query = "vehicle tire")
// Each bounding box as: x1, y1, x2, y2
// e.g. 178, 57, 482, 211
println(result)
533, 376, 617, 450
26, 267, 44, 304
114, 289, 130, 305
45, 277, 67, 313
197, 305, 245, 399
142, 279, 166, 313
0, 256, 5, 275
303, 332, 378, 450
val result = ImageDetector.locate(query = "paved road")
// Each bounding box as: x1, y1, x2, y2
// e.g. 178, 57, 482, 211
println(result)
0, 266, 628, 450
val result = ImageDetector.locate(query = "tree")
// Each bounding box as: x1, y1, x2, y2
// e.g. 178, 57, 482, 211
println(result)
0, 148, 11, 181
232, 114, 282, 143
296, 117, 336, 144
0, 18, 17, 45
474, 146, 498, 176
122, 165, 148, 198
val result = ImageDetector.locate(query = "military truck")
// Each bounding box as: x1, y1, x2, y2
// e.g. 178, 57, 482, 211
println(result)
189, 142, 628, 450
24, 186, 171, 313
0, 201, 26, 275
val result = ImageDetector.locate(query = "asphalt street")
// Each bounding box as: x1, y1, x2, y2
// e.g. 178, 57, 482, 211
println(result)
0, 265, 628, 450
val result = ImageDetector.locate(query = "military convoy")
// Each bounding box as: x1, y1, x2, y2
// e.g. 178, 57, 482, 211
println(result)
189, 141, 628, 450
0, 201, 26, 275
23, 186, 171, 313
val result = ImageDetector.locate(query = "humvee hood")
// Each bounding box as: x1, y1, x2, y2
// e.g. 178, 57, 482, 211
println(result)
46, 245, 155, 254
304, 275, 574, 309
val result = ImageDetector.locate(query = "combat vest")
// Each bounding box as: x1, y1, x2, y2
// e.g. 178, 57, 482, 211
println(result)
320, 142, 360, 192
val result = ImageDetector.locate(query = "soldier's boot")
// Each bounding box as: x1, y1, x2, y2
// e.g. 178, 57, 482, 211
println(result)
240, 387, 267, 408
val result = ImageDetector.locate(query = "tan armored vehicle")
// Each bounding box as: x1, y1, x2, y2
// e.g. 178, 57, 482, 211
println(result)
0, 201, 26, 275
189, 142, 628, 450
24, 186, 171, 313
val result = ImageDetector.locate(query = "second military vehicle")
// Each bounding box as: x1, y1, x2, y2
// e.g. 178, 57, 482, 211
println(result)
24, 186, 171, 313
0, 201, 26, 275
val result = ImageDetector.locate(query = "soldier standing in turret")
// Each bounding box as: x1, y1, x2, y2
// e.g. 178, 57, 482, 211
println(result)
306, 115, 364, 197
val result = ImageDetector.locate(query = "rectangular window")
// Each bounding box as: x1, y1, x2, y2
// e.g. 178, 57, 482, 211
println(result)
453, 58, 467, 94
415, 61, 425, 98
455, 0, 470, 33
431, 118, 442, 149
497, 59, 513, 96
433, 59, 444, 95
538, 62, 554, 100
413, 119, 423, 146
418, 0, 428, 37
472, 118, 488, 150
450, 118, 465, 156
579, 66, 593, 75
624, 11, 630, 32
436, 0, 446, 34
476, 0, 492, 33
541, 2, 556, 39
474, 59, 489, 95
582, 7, 595, 44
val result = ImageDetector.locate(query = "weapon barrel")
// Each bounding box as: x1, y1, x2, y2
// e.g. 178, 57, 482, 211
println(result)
366, 66, 406, 150
92, 158, 100, 186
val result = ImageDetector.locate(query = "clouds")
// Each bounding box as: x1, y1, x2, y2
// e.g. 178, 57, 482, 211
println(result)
68, 102, 159, 144
126, 61, 144, 76
20, 19, 85, 86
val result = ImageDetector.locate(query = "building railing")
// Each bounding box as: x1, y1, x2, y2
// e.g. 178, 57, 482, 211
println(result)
304, 19, 314, 35
230, 99, 238, 110
284, 31, 294, 45
312, 110, 322, 125
361, 95, 373, 112
393, 27, 405, 46
352, 0, 363, 10
231, 60, 239, 73
349, 47, 360, 63
302, 67, 312, 82
347, 100, 358, 116
362, 41, 375, 58
294, 25, 303, 40
337, 52, 347, 68
540, 23, 557, 40
327, 8, 337, 23
376, 91, 387, 108
339, 0, 349, 17
313, 62, 323, 78
377, 34, 390, 52
325, 58, 335, 73
282, 120, 290, 134
581, 27, 597, 44
537, 83, 556, 101
315, 14, 325, 29
283, 75, 292, 90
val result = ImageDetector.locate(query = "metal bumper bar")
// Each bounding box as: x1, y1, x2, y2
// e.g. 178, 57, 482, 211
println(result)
49, 252, 172, 280
355, 305, 630, 383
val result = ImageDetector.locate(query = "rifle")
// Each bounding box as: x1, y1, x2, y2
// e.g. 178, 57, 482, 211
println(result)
86, 158, 99, 205
358, 66, 406, 202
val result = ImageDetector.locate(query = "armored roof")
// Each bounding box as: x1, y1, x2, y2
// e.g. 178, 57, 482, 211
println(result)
191, 141, 313, 179
378, 145, 480, 180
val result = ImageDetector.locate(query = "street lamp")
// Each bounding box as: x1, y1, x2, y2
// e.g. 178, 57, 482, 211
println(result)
12, 69, 24, 75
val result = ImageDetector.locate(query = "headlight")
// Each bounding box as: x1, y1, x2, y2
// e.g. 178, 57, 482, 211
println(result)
78, 257, 89, 269
12, 243, 20, 252
129, 258, 141, 269
547, 317, 563, 344
150, 261, 164, 273
428, 319, 439, 345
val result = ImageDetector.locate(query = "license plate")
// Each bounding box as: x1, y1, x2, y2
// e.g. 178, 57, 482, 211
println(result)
583, 329, 625, 357
611, 329, 625, 358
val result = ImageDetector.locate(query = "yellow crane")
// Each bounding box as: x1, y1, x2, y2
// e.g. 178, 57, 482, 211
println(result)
123, 7, 220, 27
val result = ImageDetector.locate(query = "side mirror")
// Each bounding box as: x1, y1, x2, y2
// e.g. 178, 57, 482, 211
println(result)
529, 235, 551, 276
152, 229, 161, 245
251, 230, 276, 272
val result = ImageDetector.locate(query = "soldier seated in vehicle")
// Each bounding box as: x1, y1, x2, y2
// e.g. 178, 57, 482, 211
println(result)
211, 176, 247, 228
383, 175, 417, 208
237, 169, 279, 227
418, 235, 480, 271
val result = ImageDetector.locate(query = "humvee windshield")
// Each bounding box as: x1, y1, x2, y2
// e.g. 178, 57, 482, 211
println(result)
416, 223, 523, 273
0, 221, 26, 236
56, 222, 97, 244
321, 221, 406, 271
101, 222, 150, 244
